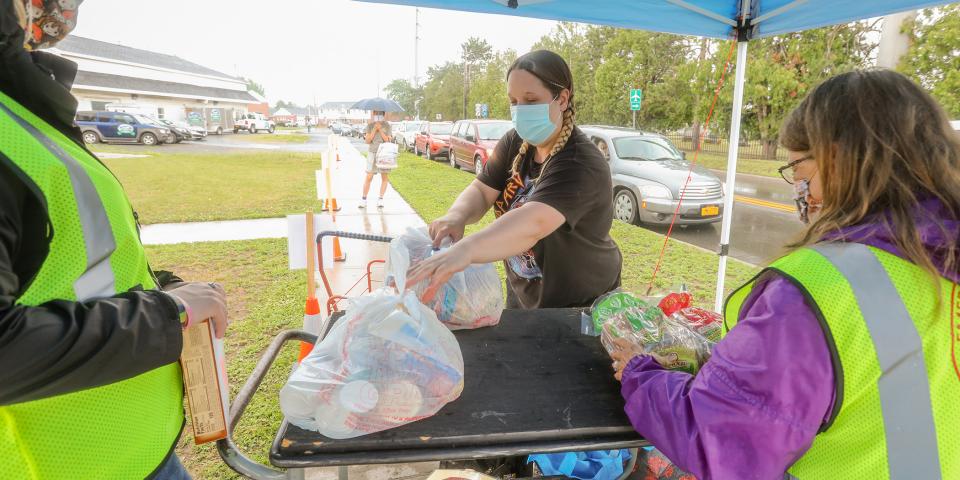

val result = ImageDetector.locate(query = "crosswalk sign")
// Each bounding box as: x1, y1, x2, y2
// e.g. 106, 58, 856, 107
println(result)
630, 89, 642, 111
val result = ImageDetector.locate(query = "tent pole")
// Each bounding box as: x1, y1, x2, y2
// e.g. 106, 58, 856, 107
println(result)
714, 40, 749, 313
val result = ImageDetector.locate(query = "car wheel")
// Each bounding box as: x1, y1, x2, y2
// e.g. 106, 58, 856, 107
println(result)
426, 144, 434, 161
269, 126, 275, 134
414, 143, 420, 156
233, 128, 239, 134
217, 127, 223, 135
250, 127, 258, 134
614, 189, 640, 225
140, 132, 158, 146
449, 152, 458, 168
474, 155, 483, 175
82, 130, 100, 144
400, 138, 407, 151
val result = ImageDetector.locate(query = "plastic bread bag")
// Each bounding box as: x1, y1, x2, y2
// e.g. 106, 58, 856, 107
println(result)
280, 252, 464, 439
597, 290, 717, 375
386, 227, 503, 330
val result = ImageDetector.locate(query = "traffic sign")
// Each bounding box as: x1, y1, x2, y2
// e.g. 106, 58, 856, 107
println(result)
630, 89, 643, 111
436, 113, 442, 120
481, 104, 489, 118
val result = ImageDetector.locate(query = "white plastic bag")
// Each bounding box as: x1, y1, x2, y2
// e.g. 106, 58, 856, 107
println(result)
375, 142, 399, 170
387, 227, 503, 330
280, 258, 464, 438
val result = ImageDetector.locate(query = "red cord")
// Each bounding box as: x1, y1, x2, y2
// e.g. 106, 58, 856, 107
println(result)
646, 40, 738, 294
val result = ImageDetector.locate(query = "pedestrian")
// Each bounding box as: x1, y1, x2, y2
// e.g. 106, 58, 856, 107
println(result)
361, 110, 392, 209
0, 1, 229, 479
407, 49, 622, 310
610, 70, 960, 479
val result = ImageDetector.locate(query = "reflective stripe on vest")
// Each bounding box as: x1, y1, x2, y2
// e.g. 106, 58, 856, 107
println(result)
0, 91, 183, 479
723, 243, 958, 480
811, 243, 941, 480
0, 102, 117, 300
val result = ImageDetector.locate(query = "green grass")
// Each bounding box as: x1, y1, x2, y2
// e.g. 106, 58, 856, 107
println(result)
145, 239, 306, 479
390, 152, 758, 305
689, 151, 783, 178
104, 151, 323, 224
239, 133, 310, 143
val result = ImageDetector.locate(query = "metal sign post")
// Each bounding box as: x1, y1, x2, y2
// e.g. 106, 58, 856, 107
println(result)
630, 88, 642, 129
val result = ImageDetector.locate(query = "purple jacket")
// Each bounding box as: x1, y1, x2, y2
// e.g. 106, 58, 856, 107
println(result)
620, 198, 958, 479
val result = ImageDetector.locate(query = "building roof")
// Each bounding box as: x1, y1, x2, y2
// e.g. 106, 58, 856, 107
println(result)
320, 101, 356, 111
56, 36, 236, 79
73, 71, 259, 103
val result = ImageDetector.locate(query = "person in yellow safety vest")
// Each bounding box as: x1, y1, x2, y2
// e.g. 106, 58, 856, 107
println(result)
0, 1, 229, 479
609, 70, 960, 479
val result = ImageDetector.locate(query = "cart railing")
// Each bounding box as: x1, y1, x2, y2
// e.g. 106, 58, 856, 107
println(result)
316, 231, 393, 314
217, 329, 317, 480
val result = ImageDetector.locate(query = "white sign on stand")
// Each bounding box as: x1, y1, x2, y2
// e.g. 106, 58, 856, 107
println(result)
287, 214, 335, 270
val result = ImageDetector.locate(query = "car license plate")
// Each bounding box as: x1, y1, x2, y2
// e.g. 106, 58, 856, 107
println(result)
701, 205, 720, 217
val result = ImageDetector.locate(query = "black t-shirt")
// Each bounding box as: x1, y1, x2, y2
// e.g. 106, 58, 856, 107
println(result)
478, 127, 622, 308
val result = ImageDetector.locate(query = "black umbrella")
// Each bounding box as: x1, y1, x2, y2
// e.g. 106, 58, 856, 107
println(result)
351, 97, 405, 112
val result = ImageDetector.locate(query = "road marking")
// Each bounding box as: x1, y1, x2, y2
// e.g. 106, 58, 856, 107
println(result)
734, 195, 795, 213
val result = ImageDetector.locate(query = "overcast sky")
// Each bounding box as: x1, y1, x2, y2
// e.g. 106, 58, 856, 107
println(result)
70, 0, 558, 106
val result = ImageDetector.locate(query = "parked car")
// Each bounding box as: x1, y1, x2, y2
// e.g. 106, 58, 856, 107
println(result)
394, 120, 426, 151
158, 119, 192, 143
581, 126, 725, 226
76, 110, 172, 146
234, 112, 275, 134
448, 119, 512, 173
414, 121, 455, 160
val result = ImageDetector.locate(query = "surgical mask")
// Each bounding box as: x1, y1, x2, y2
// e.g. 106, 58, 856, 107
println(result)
510, 97, 559, 146
18, 0, 83, 51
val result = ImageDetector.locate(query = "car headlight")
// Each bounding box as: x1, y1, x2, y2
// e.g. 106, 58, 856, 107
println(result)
160, 128, 169, 134
639, 184, 672, 199
486, 148, 494, 157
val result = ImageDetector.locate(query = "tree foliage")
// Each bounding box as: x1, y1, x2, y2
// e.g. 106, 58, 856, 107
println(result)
243, 77, 266, 97
901, 5, 960, 118
381, 14, 960, 154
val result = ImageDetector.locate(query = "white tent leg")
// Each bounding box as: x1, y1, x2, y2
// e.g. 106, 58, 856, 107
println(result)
714, 40, 749, 313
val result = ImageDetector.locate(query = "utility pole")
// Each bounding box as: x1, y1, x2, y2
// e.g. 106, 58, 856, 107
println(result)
877, 11, 916, 68
414, 8, 421, 88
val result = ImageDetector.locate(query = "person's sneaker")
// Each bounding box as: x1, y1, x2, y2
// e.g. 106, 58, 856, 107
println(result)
358, 198, 367, 209
377, 198, 385, 209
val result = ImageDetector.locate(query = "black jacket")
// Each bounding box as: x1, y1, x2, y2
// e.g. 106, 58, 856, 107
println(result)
0, 14, 184, 406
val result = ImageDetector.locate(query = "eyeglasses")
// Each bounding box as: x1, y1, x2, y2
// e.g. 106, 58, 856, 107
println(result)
778, 154, 814, 184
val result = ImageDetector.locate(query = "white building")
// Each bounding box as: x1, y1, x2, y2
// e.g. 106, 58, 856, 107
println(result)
49, 36, 259, 127
319, 101, 370, 123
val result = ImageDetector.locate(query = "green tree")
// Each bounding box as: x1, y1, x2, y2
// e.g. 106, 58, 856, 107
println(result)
461, 37, 494, 119
422, 62, 464, 121
901, 5, 960, 118
243, 77, 266, 97
384, 79, 423, 117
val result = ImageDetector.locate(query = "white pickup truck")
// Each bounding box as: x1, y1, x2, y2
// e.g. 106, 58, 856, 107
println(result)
234, 112, 275, 134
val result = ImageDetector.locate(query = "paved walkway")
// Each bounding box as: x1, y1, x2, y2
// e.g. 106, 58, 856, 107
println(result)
140, 136, 436, 478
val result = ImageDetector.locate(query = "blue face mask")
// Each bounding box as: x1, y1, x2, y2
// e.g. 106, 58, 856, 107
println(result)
511, 97, 559, 146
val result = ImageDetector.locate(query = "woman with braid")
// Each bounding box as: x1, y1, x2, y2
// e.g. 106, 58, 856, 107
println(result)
408, 50, 622, 310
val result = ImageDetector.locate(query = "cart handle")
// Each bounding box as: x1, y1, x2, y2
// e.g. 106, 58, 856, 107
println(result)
316, 231, 394, 298
217, 329, 317, 479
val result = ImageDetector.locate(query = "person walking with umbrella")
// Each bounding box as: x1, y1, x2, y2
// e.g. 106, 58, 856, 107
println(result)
353, 97, 403, 209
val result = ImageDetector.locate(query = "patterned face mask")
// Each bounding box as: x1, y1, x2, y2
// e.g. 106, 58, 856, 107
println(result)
793, 178, 815, 224
17, 0, 83, 51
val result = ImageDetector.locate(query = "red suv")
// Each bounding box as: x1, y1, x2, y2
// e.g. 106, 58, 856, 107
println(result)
448, 120, 513, 173
415, 121, 455, 161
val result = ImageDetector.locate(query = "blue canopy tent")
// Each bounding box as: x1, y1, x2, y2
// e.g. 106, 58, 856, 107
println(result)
358, 0, 953, 310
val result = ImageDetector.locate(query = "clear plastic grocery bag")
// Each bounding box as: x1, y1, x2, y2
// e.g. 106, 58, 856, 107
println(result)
280, 258, 465, 438
375, 142, 399, 170
387, 227, 503, 330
